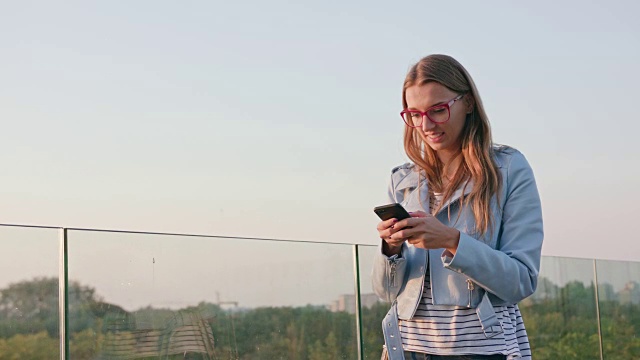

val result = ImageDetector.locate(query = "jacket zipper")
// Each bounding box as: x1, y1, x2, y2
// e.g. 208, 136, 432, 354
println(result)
389, 261, 397, 288
466, 279, 474, 307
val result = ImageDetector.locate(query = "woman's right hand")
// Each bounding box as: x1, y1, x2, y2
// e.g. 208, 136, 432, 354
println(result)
377, 218, 406, 256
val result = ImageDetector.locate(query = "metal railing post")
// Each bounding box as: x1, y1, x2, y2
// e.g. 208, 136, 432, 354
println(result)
593, 259, 604, 360
59, 228, 69, 360
353, 245, 364, 360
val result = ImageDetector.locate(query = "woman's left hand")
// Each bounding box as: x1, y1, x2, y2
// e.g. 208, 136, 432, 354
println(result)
389, 211, 461, 254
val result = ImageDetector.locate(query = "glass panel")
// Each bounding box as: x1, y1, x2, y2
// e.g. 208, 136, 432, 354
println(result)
595, 259, 640, 360
67, 230, 358, 359
358, 249, 603, 359
357, 244, 388, 359
0, 225, 59, 359
519, 256, 600, 359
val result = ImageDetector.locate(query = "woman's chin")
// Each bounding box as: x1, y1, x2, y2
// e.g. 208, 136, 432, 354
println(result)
425, 141, 446, 152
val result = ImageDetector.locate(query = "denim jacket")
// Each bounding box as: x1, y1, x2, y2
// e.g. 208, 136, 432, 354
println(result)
372, 146, 543, 360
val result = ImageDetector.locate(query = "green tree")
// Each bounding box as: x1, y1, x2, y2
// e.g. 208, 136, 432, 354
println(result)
0, 331, 58, 360
0, 277, 103, 339
308, 331, 342, 360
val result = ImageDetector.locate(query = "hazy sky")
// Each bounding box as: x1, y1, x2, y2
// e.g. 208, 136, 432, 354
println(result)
2, 0, 640, 309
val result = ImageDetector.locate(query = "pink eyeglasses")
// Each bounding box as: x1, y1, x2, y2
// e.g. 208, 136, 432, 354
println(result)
400, 94, 464, 127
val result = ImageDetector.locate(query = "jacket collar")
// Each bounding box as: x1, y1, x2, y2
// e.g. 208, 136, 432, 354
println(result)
436, 153, 505, 212
395, 169, 419, 192
436, 180, 474, 212
396, 153, 504, 212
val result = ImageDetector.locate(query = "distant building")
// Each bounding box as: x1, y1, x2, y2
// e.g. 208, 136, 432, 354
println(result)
329, 293, 381, 314
618, 281, 640, 305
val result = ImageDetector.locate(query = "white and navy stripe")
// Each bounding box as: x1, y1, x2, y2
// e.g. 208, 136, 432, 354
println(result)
398, 270, 531, 358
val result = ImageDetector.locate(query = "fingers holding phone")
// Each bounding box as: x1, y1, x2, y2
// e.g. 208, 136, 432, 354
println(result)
377, 217, 403, 242
374, 203, 412, 256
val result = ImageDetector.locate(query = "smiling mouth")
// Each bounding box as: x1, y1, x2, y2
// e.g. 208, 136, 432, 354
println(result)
426, 132, 444, 140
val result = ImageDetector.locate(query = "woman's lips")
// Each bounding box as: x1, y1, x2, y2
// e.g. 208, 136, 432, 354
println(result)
427, 132, 444, 142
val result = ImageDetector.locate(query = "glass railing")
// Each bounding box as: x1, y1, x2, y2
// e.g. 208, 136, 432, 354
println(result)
0, 225, 60, 359
595, 259, 640, 359
1, 224, 638, 359
518, 256, 601, 358
66, 229, 358, 359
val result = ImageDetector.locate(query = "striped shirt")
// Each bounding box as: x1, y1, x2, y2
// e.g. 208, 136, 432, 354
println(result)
398, 267, 532, 358
397, 189, 532, 358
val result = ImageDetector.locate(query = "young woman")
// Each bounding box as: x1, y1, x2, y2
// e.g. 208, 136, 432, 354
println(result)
373, 54, 543, 360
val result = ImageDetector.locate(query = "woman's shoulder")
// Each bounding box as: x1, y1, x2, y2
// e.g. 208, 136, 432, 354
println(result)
391, 162, 415, 174
389, 163, 418, 190
492, 144, 530, 169
493, 145, 537, 191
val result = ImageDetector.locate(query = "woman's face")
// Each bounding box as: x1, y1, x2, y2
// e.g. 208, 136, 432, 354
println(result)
404, 82, 470, 158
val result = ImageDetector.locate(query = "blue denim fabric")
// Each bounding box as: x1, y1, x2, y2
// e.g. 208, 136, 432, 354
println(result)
405, 353, 505, 360
382, 349, 506, 360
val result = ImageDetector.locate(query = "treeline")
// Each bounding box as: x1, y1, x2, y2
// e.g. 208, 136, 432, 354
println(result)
0, 277, 638, 359
519, 279, 640, 359
0, 277, 388, 359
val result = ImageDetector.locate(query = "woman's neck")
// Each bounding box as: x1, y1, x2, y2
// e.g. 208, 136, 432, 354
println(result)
436, 148, 457, 164
438, 151, 462, 181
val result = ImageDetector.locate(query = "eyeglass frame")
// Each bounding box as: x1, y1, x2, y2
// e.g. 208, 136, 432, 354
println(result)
400, 94, 465, 127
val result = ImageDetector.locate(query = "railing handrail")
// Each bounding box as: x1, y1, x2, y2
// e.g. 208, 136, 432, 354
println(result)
0, 222, 375, 247
1, 222, 639, 263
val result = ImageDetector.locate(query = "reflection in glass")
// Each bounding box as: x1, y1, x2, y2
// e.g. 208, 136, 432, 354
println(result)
67, 230, 358, 359
0, 226, 59, 359
595, 259, 640, 359
519, 256, 600, 359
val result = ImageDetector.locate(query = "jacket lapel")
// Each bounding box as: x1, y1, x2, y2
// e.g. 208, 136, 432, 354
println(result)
436, 180, 474, 213
435, 152, 505, 213
397, 153, 505, 214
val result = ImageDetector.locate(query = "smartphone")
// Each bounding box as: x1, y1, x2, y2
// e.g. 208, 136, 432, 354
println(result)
373, 203, 412, 221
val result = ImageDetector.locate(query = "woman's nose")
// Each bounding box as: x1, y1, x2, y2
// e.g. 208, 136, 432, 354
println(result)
421, 115, 435, 131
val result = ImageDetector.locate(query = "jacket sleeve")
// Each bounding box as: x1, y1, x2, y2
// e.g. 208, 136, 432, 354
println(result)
371, 171, 408, 303
372, 241, 408, 303
441, 151, 544, 304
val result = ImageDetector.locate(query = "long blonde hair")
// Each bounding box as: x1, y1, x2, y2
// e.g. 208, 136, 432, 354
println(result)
402, 54, 502, 236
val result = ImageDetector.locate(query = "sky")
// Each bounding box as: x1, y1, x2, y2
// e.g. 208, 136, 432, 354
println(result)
1, 1, 640, 309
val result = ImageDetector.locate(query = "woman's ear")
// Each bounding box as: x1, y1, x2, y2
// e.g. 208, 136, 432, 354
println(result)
464, 94, 475, 114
